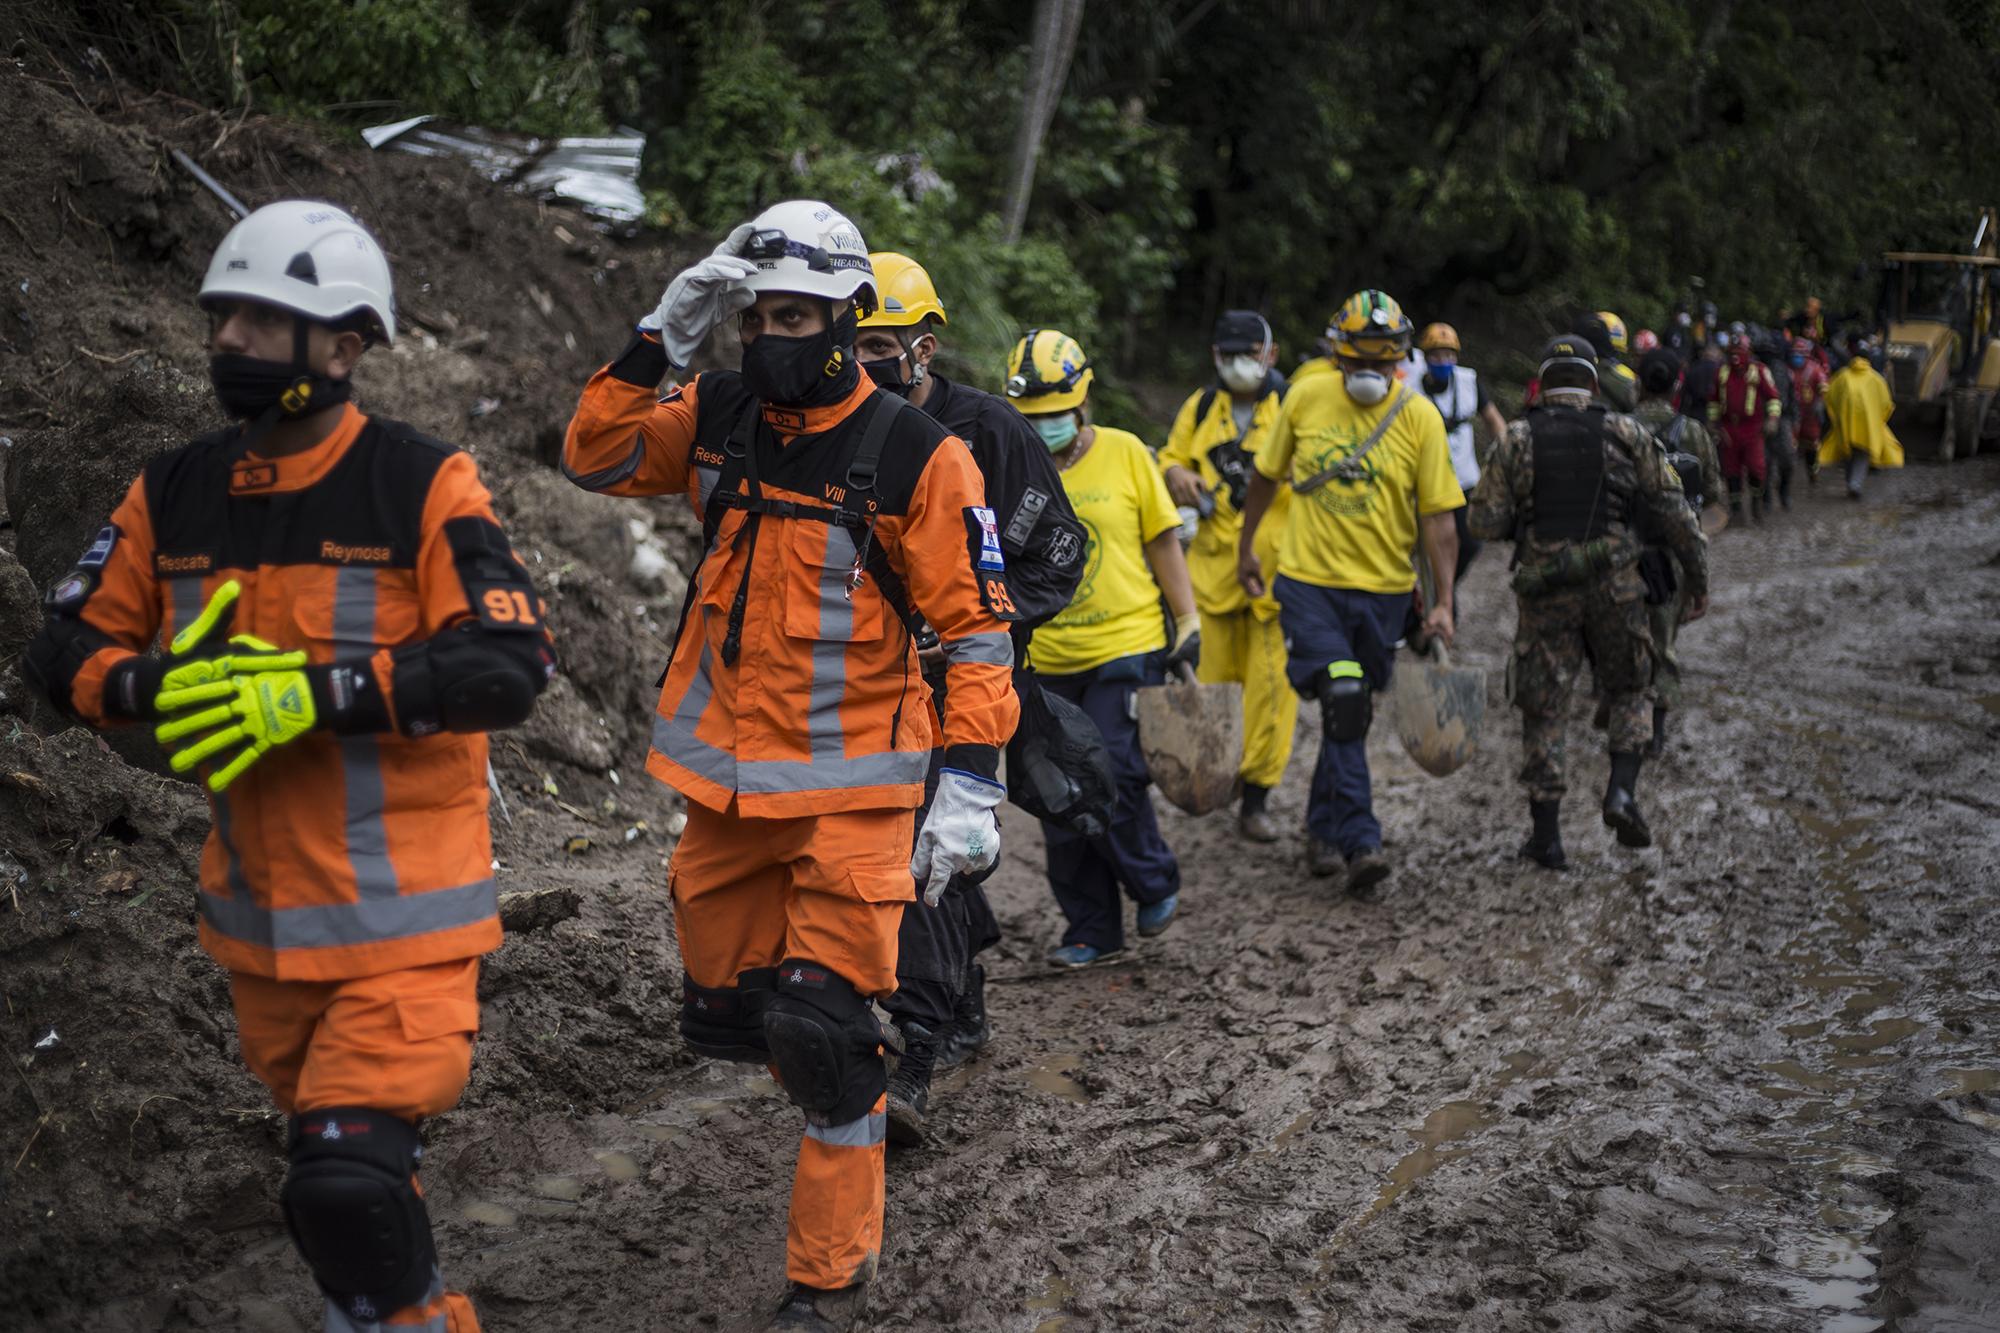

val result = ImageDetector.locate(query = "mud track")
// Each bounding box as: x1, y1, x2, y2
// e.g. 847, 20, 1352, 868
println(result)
22, 459, 1988, 1332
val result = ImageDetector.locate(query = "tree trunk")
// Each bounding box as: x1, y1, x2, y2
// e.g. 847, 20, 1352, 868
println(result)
1000, 0, 1086, 244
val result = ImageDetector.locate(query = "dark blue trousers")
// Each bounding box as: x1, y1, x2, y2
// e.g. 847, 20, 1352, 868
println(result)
1039, 654, 1180, 952
1275, 576, 1408, 856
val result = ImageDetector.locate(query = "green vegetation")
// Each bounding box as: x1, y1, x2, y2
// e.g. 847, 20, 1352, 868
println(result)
76, 2, 2000, 408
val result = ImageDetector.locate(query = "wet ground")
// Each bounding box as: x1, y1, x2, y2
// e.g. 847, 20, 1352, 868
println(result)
47, 457, 1995, 1332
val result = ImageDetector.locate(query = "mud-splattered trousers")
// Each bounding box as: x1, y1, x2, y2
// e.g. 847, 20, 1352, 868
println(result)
1511, 562, 1655, 801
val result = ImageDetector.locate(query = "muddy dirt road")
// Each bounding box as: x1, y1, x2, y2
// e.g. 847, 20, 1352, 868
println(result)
36, 457, 1992, 1333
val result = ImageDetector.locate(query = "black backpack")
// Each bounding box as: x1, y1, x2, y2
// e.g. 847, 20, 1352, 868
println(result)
1006, 670, 1115, 837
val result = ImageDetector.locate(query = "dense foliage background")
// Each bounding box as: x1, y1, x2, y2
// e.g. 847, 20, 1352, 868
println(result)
35, 0, 2000, 398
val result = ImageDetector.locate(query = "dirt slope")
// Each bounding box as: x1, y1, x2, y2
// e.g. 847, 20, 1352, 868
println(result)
5, 54, 2000, 1333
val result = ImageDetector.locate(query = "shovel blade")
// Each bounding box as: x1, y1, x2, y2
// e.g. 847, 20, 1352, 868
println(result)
1389, 657, 1486, 777
1135, 679, 1243, 815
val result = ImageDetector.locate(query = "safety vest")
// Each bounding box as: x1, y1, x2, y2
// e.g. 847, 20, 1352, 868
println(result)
1528, 405, 1629, 540
1420, 364, 1483, 489
561, 363, 1019, 819
39, 406, 524, 980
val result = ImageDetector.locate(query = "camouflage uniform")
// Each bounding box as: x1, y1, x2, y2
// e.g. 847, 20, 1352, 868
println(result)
1631, 398, 1723, 710
1468, 405, 1708, 801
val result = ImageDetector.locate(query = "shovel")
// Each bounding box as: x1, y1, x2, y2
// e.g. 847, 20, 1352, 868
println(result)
1389, 638, 1485, 777
1392, 549, 1486, 777
1136, 665, 1243, 815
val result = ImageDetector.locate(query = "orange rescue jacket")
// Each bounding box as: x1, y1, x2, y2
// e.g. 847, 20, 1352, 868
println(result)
563, 335, 1020, 817
30, 404, 553, 981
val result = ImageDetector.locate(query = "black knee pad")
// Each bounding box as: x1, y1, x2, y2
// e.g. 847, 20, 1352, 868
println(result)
680, 966, 777, 1062
280, 1108, 436, 1323
1317, 661, 1372, 743
764, 959, 887, 1126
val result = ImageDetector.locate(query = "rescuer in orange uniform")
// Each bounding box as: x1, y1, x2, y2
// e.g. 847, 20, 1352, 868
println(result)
561, 200, 1020, 1331
25, 202, 555, 1332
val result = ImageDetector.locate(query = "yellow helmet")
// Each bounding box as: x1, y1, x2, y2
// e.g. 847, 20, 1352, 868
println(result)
1003, 329, 1093, 415
1418, 322, 1461, 354
858, 252, 949, 329
1595, 310, 1629, 356
1327, 290, 1413, 360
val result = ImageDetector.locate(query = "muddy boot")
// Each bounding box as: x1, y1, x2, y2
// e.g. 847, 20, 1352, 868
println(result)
1601, 751, 1652, 849
1645, 704, 1668, 758
1307, 837, 1343, 878
937, 964, 989, 1070
1749, 490, 1765, 524
1238, 782, 1280, 843
1518, 799, 1566, 870
1344, 848, 1390, 899
885, 1022, 937, 1147
770, 1282, 867, 1331
1727, 479, 1743, 522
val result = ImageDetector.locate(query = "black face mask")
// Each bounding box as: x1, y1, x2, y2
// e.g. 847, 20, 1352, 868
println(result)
862, 353, 914, 397
741, 304, 861, 407
208, 353, 352, 421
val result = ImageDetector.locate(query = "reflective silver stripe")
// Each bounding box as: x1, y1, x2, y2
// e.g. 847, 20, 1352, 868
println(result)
332, 568, 399, 902
809, 525, 856, 758
695, 464, 720, 517
803, 1110, 887, 1149
201, 877, 496, 952
174, 577, 251, 901
561, 435, 646, 492
652, 711, 928, 795
940, 631, 1014, 667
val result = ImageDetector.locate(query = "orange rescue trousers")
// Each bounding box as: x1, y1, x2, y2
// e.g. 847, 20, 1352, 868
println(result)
670, 801, 915, 1290
232, 958, 483, 1332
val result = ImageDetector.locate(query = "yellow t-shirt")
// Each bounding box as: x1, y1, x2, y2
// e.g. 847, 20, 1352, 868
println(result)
1157, 383, 1289, 619
1030, 426, 1181, 675
1256, 376, 1465, 594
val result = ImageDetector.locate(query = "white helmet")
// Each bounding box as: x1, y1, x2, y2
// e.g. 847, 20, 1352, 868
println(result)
199, 201, 396, 345
733, 200, 877, 317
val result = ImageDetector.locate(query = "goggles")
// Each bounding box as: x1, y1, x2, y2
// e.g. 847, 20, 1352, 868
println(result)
739, 228, 870, 273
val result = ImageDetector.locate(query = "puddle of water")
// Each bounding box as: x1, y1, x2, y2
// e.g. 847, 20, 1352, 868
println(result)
1763, 1060, 1842, 1093
531, 1174, 585, 1202
1939, 1067, 2000, 1098
1830, 1016, 1924, 1057
634, 1123, 693, 1147
594, 1150, 642, 1181
1027, 1273, 1074, 1326
1356, 1101, 1498, 1224
1975, 693, 2000, 718
1495, 1050, 1541, 1087
463, 1200, 519, 1227
1025, 1054, 1089, 1103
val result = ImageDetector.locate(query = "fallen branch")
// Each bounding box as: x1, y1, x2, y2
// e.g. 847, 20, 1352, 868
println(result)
0, 207, 42, 259
74, 345, 145, 367
12, 1111, 51, 1172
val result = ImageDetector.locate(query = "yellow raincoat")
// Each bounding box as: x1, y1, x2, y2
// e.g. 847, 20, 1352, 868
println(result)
1819, 357, 1904, 469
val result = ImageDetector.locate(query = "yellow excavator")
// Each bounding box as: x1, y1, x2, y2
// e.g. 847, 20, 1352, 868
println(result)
1878, 207, 2000, 460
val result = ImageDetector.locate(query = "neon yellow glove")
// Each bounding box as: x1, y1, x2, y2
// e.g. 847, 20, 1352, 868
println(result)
154, 632, 308, 714
155, 669, 318, 792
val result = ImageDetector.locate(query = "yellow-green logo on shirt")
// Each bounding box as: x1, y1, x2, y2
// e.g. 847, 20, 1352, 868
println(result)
1297, 424, 1382, 518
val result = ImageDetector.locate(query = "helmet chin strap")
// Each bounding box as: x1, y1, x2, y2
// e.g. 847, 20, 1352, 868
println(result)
224, 314, 344, 462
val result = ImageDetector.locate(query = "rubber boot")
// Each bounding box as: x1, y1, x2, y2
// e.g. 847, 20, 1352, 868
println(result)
885, 1022, 938, 1147
1749, 489, 1765, 524
1238, 782, 1279, 843
937, 964, 989, 1070
1519, 799, 1566, 869
770, 1282, 867, 1331
1727, 479, 1743, 522
1601, 751, 1652, 848
1644, 704, 1668, 758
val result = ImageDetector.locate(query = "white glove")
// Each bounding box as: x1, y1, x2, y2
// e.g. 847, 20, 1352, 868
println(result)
910, 768, 1005, 907
639, 222, 759, 368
